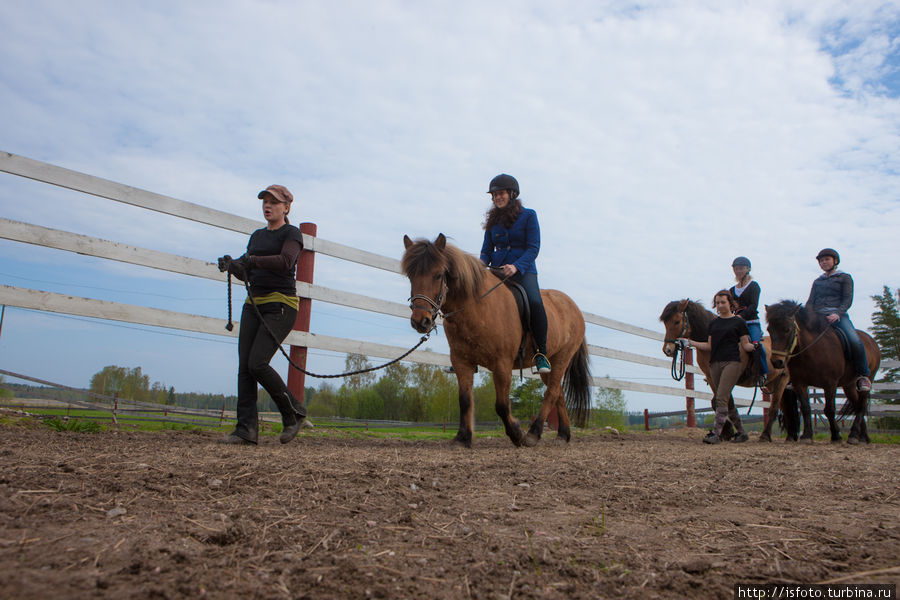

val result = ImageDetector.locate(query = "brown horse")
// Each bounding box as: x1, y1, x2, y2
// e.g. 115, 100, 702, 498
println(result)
660, 299, 789, 441
766, 300, 881, 444
401, 234, 591, 448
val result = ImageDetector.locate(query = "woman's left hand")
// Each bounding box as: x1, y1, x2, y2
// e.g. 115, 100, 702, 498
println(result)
826, 313, 839, 324
501, 264, 518, 277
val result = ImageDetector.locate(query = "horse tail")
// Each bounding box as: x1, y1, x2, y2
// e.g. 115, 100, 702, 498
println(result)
840, 389, 869, 419
563, 337, 592, 428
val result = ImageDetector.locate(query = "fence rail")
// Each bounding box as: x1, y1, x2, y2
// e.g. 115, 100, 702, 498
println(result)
2, 150, 895, 418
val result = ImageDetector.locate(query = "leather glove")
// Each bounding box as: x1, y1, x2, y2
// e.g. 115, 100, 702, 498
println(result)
217, 255, 232, 273
228, 254, 253, 279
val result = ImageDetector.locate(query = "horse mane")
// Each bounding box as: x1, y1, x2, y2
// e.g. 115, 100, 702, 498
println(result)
401, 237, 486, 301
767, 299, 829, 333
659, 299, 715, 340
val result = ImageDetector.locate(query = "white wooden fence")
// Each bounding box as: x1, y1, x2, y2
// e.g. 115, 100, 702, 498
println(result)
19, 149, 900, 413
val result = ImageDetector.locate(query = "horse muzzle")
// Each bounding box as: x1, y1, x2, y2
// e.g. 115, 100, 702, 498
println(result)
410, 314, 433, 334
663, 342, 675, 357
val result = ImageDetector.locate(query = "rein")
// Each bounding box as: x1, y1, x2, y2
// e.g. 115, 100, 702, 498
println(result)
226, 276, 432, 379
769, 317, 830, 361
408, 268, 512, 323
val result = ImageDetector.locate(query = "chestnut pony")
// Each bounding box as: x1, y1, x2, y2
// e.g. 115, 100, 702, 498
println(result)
766, 300, 880, 444
402, 234, 591, 448
660, 299, 788, 441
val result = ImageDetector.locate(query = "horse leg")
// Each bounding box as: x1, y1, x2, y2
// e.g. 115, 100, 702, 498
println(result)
493, 369, 525, 447
524, 373, 564, 446
823, 387, 841, 444
798, 386, 814, 443
554, 382, 572, 443
452, 363, 476, 448
846, 386, 863, 445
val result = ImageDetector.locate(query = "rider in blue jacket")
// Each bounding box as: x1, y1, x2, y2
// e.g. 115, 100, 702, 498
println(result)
806, 248, 871, 392
480, 174, 551, 373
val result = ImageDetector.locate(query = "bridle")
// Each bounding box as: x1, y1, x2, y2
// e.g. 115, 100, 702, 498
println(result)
407, 268, 512, 326
408, 273, 447, 331
769, 319, 800, 361
664, 309, 691, 344
769, 316, 830, 361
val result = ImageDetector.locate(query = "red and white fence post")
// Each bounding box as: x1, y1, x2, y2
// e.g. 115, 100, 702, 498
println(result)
287, 222, 316, 407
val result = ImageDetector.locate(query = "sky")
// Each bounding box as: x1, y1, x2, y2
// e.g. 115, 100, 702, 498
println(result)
1, 0, 898, 413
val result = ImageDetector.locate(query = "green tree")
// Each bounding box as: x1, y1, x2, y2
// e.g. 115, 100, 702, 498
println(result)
90, 365, 152, 401
343, 353, 375, 392
510, 378, 545, 420
472, 372, 499, 423
0, 376, 13, 400
870, 286, 900, 384
374, 362, 409, 420
591, 382, 626, 429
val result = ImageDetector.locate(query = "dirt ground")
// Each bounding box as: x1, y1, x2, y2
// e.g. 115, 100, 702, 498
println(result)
0, 417, 898, 599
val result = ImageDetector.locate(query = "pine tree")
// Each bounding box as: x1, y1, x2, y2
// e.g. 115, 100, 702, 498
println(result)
870, 286, 900, 384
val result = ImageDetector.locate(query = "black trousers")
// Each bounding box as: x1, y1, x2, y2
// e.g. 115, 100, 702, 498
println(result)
234, 301, 297, 441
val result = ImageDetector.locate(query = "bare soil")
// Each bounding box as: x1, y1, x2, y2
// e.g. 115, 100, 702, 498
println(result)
0, 418, 898, 599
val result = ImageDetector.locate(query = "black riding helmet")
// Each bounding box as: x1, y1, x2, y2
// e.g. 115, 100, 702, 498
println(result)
731, 256, 751, 269
816, 248, 840, 266
488, 174, 519, 199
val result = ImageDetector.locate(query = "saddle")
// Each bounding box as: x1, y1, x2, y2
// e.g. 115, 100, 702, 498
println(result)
830, 326, 853, 363
491, 269, 531, 374
738, 345, 765, 387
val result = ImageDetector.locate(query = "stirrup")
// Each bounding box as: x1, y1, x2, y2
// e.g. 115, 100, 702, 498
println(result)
532, 353, 551, 374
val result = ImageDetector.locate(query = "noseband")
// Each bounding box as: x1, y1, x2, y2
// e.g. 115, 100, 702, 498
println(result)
408, 273, 446, 326
769, 319, 800, 360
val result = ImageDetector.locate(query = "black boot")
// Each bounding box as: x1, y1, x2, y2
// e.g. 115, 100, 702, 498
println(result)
273, 391, 306, 444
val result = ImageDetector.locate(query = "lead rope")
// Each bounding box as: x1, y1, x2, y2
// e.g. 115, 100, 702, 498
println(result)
670, 342, 686, 381
226, 276, 431, 379
225, 273, 234, 331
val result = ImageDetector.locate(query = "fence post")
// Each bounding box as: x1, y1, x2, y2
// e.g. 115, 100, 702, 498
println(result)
288, 222, 317, 408
643, 408, 649, 431
685, 347, 696, 428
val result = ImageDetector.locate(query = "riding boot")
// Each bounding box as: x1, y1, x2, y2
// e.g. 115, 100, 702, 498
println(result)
272, 391, 306, 444
713, 405, 730, 438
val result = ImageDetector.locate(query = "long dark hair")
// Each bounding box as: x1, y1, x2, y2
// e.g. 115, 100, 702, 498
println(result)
483, 196, 523, 230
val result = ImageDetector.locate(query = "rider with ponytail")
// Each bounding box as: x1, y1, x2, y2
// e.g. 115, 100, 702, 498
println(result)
729, 256, 768, 386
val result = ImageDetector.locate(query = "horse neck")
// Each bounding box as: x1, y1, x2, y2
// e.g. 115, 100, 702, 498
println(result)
444, 269, 501, 317
688, 303, 715, 341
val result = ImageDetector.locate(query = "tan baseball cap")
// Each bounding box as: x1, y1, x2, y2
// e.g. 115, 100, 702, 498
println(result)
258, 184, 293, 204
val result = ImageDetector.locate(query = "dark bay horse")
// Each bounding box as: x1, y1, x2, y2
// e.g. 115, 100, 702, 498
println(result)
402, 234, 591, 448
766, 300, 881, 444
660, 299, 789, 441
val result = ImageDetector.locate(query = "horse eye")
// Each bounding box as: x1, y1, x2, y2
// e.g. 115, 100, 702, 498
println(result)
434, 274, 442, 281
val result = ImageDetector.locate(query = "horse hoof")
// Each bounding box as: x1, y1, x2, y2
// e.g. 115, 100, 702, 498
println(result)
523, 433, 539, 447
847, 437, 859, 446
758, 434, 772, 443
799, 437, 813, 445
831, 437, 843, 445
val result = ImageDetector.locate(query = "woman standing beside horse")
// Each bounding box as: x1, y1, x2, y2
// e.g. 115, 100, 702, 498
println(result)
217, 184, 306, 445
480, 173, 551, 374
680, 290, 758, 444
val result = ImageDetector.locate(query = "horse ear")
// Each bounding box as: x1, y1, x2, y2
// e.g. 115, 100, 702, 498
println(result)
678, 299, 689, 311
435, 233, 446, 250
403, 235, 413, 250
